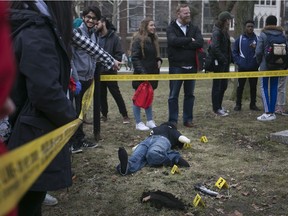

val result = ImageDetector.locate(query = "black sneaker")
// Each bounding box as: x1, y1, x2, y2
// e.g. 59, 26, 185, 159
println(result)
176, 157, 190, 167
82, 140, 98, 148
250, 105, 260, 111
71, 146, 83, 154
234, 105, 241, 111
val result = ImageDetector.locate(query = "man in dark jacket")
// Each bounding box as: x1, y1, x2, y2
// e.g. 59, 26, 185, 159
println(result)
166, 3, 204, 128
233, 20, 260, 111
95, 17, 130, 124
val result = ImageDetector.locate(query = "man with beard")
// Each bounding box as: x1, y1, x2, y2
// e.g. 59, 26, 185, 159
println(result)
95, 17, 130, 124
166, 3, 204, 128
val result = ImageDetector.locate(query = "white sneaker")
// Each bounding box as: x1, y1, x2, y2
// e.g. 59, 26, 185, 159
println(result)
257, 113, 276, 121
215, 109, 228, 117
146, 120, 157, 129
136, 122, 150, 131
43, 194, 58, 206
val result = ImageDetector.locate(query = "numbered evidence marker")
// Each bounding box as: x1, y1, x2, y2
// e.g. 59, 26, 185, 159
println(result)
193, 193, 205, 207
215, 177, 229, 190
170, 164, 180, 174
183, 143, 192, 149
200, 136, 208, 143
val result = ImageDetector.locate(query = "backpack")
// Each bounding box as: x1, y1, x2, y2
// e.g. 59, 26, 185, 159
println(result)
264, 32, 288, 70
132, 81, 154, 109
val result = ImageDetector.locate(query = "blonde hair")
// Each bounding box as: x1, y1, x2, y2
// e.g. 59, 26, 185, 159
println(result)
131, 17, 160, 58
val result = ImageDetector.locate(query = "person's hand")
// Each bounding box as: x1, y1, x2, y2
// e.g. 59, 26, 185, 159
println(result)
0, 97, 15, 119
75, 81, 82, 95
113, 60, 121, 71
157, 60, 162, 69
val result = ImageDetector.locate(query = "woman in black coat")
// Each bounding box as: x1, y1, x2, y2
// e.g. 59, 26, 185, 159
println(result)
131, 18, 162, 131
8, 1, 76, 215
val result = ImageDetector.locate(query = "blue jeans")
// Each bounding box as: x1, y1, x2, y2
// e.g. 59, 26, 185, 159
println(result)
133, 104, 153, 124
117, 135, 181, 175
168, 67, 196, 124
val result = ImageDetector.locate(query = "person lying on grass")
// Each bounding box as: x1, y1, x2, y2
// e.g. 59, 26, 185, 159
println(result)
117, 122, 191, 175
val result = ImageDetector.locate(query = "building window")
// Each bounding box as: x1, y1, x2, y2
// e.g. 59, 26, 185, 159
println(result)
128, 1, 144, 33
202, 2, 213, 33
260, 16, 264, 28
154, 1, 170, 32
254, 16, 259, 28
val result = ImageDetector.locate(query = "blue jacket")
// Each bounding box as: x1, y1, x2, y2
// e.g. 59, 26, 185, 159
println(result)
233, 33, 259, 71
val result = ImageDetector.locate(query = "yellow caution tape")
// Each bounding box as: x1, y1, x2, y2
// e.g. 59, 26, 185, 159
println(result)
101, 70, 288, 81
0, 81, 94, 215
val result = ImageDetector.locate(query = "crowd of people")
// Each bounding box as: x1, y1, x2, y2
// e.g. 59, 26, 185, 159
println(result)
1, 1, 288, 215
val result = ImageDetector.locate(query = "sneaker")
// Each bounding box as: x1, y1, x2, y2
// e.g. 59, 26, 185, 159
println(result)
281, 111, 288, 116
176, 157, 190, 167
221, 107, 229, 113
250, 105, 261, 111
146, 120, 157, 129
100, 116, 107, 122
71, 146, 83, 154
43, 194, 58, 206
234, 105, 241, 111
123, 116, 130, 124
275, 109, 283, 115
82, 139, 99, 148
257, 113, 276, 121
215, 109, 228, 117
136, 122, 150, 131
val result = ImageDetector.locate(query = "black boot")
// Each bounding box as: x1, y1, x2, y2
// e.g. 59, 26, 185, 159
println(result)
118, 147, 128, 174
234, 104, 241, 111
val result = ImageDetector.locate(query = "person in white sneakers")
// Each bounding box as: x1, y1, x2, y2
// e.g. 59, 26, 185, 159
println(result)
43, 193, 58, 206
131, 18, 162, 131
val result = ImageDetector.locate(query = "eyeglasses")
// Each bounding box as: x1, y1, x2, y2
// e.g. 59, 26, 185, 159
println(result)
85, 15, 97, 21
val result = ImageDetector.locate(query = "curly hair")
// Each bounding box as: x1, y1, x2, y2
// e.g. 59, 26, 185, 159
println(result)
131, 17, 160, 58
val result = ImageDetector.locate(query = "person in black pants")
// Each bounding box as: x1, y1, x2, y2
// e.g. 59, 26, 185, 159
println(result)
233, 20, 260, 111
209, 11, 234, 117
95, 17, 130, 124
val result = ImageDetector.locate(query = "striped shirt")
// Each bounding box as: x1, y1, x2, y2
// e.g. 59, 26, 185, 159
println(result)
72, 29, 114, 70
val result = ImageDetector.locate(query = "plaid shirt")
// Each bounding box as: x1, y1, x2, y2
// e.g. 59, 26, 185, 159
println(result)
72, 29, 114, 70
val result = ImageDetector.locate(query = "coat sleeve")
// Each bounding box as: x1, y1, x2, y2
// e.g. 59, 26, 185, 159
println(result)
131, 38, 145, 74
255, 32, 265, 65
113, 35, 124, 62
232, 38, 240, 65
16, 26, 76, 126
210, 30, 227, 65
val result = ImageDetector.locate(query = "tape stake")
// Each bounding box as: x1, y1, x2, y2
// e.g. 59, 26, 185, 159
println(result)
200, 136, 208, 143
215, 177, 229, 190
171, 165, 180, 174
193, 193, 205, 207
183, 143, 192, 149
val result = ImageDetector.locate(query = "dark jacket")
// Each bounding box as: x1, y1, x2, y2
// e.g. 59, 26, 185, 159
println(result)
95, 29, 123, 75
208, 24, 232, 72
8, 9, 77, 191
233, 32, 259, 71
131, 35, 161, 90
166, 20, 204, 68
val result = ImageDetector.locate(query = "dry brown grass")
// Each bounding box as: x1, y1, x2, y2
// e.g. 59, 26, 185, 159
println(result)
43, 79, 288, 216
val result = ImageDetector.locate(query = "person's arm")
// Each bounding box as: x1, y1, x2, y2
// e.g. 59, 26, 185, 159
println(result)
131, 38, 145, 74
71, 29, 120, 70
255, 33, 265, 65
210, 30, 227, 65
232, 38, 240, 65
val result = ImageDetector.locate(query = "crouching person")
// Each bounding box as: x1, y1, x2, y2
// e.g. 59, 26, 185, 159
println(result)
117, 122, 191, 175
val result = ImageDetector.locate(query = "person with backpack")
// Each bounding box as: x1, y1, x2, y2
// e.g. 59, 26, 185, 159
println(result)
131, 18, 162, 131
255, 15, 287, 121
233, 20, 260, 111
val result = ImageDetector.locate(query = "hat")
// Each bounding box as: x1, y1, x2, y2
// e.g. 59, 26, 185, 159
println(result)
73, 18, 83, 29
266, 15, 277, 26
218, 11, 233, 21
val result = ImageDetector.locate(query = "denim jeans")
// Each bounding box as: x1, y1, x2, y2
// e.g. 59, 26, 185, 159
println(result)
260, 77, 279, 113
168, 67, 196, 124
133, 104, 153, 124
117, 135, 181, 175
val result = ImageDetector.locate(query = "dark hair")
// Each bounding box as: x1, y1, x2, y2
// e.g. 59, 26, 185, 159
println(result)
99, 16, 116, 31
244, 20, 254, 26
266, 15, 277, 26
82, 5, 101, 20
